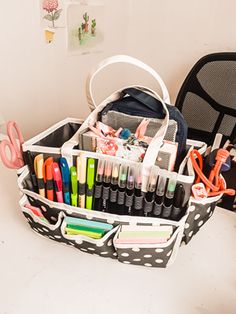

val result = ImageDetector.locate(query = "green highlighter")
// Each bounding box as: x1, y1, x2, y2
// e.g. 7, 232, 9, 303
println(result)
86, 158, 96, 210
70, 166, 78, 206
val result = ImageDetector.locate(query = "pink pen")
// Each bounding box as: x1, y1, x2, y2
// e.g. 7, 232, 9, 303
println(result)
52, 162, 64, 203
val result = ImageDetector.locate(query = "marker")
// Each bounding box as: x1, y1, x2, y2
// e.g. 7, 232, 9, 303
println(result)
144, 166, 159, 216
153, 176, 167, 217
24, 150, 38, 192
86, 158, 96, 210
162, 172, 178, 219
70, 166, 77, 206
77, 153, 87, 208
52, 162, 63, 203
124, 165, 135, 215
131, 165, 144, 216
34, 154, 45, 197
102, 160, 112, 211
116, 163, 128, 215
171, 184, 185, 220
108, 162, 119, 214
44, 157, 54, 201
59, 157, 70, 205
93, 158, 105, 211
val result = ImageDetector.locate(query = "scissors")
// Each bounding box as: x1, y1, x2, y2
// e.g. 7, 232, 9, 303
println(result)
0, 121, 24, 169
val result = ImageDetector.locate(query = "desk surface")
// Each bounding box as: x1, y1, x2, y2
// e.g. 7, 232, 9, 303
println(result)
0, 163, 236, 314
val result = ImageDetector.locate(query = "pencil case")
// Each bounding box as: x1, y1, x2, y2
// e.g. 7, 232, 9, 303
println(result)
14, 55, 223, 268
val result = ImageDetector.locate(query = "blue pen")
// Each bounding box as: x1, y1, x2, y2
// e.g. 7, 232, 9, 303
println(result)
59, 157, 71, 205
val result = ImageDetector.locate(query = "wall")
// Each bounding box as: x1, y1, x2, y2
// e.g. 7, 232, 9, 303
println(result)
0, 0, 236, 139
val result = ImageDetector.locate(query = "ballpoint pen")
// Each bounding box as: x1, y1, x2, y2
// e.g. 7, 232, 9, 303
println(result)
131, 164, 144, 216
124, 165, 135, 215
86, 158, 96, 210
153, 176, 167, 217
77, 153, 87, 208
116, 163, 128, 215
162, 172, 178, 219
52, 162, 63, 203
93, 158, 105, 211
102, 160, 112, 212
44, 157, 54, 201
108, 162, 119, 214
59, 157, 71, 205
70, 166, 78, 206
144, 166, 159, 217
34, 154, 45, 197
171, 183, 185, 220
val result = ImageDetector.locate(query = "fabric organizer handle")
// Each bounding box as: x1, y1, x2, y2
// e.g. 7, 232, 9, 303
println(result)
86, 54, 170, 111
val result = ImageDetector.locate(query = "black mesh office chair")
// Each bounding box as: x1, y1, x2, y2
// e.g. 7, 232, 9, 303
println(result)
175, 52, 236, 144
175, 53, 236, 210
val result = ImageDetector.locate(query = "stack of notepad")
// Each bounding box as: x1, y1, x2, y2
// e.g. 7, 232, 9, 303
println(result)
65, 217, 113, 239
115, 225, 173, 244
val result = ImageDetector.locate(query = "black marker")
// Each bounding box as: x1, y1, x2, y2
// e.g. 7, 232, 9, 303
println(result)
144, 166, 159, 216
102, 160, 112, 212
162, 172, 178, 219
124, 165, 135, 215
153, 175, 167, 217
93, 159, 105, 211
23, 150, 38, 192
116, 163, 128, 215
131, 165, 144, 216
171, 184, 185, 220
108, 162, 119, 214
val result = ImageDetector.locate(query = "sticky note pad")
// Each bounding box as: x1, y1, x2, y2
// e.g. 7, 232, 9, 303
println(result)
65, 217, 113, 231
65, 227, 103, 239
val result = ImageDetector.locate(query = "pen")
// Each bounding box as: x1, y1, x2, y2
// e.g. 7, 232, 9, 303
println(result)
161, 172, 178, 219
153, 176, 167, 217
59, 157, 71, 205
70, 166, 78, 206
52, 162, 63, 203
86, 158, 96, 210
77, 153, 87, 208
93, 158, 105, 211
34, 154, 45, 197
44, 157, 54, 201
124, 164, 135, 215
144, 166, 159, 217
171, 183, 185, 220
108, 162, 119, 214
116, 163, 128, 215
102, 160, 112, 211
24, 150, 38, 192
131, 164, 144, 216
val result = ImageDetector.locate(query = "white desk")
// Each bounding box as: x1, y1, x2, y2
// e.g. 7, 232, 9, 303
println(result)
0, 163, 236, 314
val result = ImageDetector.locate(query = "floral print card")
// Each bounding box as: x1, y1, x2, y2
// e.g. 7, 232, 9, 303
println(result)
67, 2, 105, 55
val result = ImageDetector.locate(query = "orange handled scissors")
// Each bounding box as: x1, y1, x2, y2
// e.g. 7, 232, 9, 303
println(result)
0, 121, 24, 169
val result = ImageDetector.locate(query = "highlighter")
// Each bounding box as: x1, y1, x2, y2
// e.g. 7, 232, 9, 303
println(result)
124, 165, 135, 215
162, 172, 178, 219
131, 164, 144, 216
144, 166, 159, 217
77, 153, 87, 208
34, 154, 45, 197
153, 175, 167, 217
86, 158, 96, 210
102, 160, 112, 212
44, 157, 54, 201
108, 162, 119, 214
59, 157, 70, 205
52, 162, 63, 203
116, 163, 128, 215
93, 158, 105, 211
70, 166, 78, 206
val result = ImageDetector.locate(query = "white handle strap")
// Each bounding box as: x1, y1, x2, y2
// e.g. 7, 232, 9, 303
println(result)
86, 55, 170, 111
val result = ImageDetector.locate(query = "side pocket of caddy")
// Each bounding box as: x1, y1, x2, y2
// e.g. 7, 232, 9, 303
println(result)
61, 219, 119, 259
113, 225, 183, 268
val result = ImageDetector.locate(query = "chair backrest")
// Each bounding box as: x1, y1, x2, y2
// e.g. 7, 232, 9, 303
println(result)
175, 52, 236, 145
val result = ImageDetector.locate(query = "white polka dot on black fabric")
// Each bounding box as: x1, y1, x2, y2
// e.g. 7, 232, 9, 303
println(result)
189, 206, 195, 212
41, 206, 47, 212
155, 248, 164, 253
33, 228, 38, 232
209, 211, 213, 217
54, 235, 61, 239
133, 258, 141, 262
144, 263, 152, 267
49, 236, 55, 239
27, 218, 32, 223
188, 231, 193, 237
166, 250, 172, 257
206, 206, 211, 213
88, 247, 95, 251
86, 214, 93, 220
66, 210, 72, 215
194, 214, 200, 220
96, 243, 104, 247
185, 223, 190, 229
123, 261, 131, 264
37, 228, 44, 232
75, 239, 83, 245
113, 252, 117, 257
155, 259, 163, 264
198, 220, 204, 227
107, 239, 113, 246
80, 248, 87, 252
69, 242, 75, 246
132, 247, 140, 252
100, 251, 108, 255
42, 227, 49, 232
143, 254, 152, 258
121, 252, 129, 257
